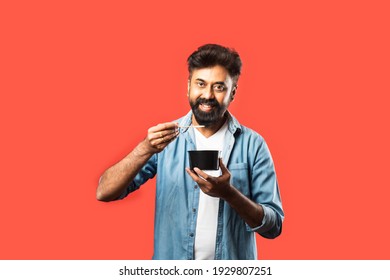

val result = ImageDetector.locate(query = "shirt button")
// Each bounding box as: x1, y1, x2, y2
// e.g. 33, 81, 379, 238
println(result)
189, 233, 194, 237
192, 208, 196, 213
194, 185, 198, 189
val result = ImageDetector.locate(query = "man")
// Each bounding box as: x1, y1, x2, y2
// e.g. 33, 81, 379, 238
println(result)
97, 44, 284, 260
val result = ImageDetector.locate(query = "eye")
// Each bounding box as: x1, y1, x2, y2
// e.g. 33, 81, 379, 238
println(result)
213, 84, 226, 92
196, 81, 205, 87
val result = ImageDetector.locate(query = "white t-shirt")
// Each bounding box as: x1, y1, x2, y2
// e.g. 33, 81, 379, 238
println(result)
193, 121, 228, 260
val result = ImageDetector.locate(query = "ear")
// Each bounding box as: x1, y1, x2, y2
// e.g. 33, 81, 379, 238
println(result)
187, 80, 190, 96
230, 85, 238, 101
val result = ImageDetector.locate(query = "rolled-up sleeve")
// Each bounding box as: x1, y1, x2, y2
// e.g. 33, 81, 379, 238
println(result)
116, 154, 158, 200
249, 138, 284, 238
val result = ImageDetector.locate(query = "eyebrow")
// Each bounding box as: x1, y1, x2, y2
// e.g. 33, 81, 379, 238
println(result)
194, 78, 226, 85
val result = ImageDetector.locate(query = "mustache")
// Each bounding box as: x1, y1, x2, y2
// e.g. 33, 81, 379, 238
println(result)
194, 98, 220, 107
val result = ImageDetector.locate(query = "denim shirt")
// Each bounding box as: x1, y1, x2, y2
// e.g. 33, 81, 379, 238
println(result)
119, 111, 284, 260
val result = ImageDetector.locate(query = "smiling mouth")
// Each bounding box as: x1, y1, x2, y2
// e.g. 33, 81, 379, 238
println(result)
199, 103, 215, 112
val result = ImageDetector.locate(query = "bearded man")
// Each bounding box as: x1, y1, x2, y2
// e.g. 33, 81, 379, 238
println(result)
97, 44, 284, 260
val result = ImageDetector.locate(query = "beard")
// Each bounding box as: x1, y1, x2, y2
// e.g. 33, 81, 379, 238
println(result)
190, 98, 227, 126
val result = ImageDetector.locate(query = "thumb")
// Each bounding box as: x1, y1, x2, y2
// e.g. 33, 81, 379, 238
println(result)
219, 158, 229, 173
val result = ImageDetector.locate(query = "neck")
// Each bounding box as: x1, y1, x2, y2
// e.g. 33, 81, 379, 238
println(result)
192, 113, 228, 138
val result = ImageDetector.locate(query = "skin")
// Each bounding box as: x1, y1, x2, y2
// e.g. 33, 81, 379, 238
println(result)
187, 65, 236, 137
97, 65, 264, 230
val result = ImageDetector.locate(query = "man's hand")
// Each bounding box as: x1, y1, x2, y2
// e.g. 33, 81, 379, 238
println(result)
97, 121, 179, 202
186, 158, 234, 200
186, 158, 265, 230
140, 122, 179, 154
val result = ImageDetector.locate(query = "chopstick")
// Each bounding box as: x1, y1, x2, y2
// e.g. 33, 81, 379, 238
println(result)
178, 125, 205, 128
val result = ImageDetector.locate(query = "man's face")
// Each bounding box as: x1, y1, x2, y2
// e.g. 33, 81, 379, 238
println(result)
188, 65, 236, 126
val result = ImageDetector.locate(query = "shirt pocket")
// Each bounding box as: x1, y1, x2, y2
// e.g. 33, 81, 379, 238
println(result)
228, 162, 250, 197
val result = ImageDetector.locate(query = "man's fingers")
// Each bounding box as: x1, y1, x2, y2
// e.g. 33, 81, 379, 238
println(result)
147, 120, 180, 152
193, 167, 210, 180
153, 131, 179, 148
160, 131, 179, 145
148, 123, 178, 146
149, 129, 178, 145
149, 122, 178, 133
186, 168, 202, 183
193, 167, 218, 184
153, 129, 178, 140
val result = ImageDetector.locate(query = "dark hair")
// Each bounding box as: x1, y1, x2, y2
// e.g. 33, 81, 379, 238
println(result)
187, 44, 242, 80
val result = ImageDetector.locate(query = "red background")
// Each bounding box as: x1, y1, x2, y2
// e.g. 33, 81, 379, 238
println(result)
1, 0, 389, 259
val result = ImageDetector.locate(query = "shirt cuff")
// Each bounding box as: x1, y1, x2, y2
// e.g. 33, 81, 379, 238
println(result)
246, 204, 277, 233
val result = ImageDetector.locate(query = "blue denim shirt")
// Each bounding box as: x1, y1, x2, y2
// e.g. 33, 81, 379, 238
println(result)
119, 111, 284, 259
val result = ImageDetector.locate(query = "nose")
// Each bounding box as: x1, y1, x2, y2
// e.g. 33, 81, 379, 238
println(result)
202, 85, 214, 99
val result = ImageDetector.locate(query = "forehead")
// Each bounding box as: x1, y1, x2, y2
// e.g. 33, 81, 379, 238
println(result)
191, 65, 233, 84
